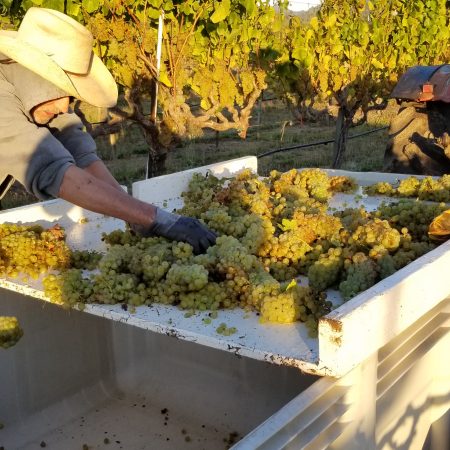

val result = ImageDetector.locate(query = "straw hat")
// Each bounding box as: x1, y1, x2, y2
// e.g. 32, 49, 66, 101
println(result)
0, 7, 118, 108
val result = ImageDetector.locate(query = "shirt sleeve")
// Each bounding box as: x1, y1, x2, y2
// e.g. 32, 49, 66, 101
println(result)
48, 112, 100, 169
0, 79, 75, 200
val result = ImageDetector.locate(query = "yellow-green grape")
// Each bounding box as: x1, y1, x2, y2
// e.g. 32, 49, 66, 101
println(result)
260, 285, 331, 337
350, 219, 400, 252
98, 244, 136, 275
366, 175, 450, 202
0, 316, 24, 349
291, 210, 343, 243
268, 261, 299, 282
43, 269, 93, 309
339, 254, 378, 300
334, 207, 371, 232
216, 322, 237, 336
241, 215, 274, 254
0, 223, 70, 280
262, 228, 312, 265
101, 228, 141, 246
141, 254, 171, 281
29, 167, 446, 332
391, 241, 437, 271
91, 272, 142, 305
377, 254, 396, 279
364, 182, 395, 196
179, 172, 224, 217
329, 176, 357, 194
417, 177, 449, 202
70, 250, 102, 270
260, 290, 304, 324
179, 282, 228, 311
376, 200, 447, 241
307, 248, 344, 291
270, 168, 333, 203
397, 177, 420, 197
166, 263, 209, 292
245, 269, 280, 309
296, 241, 331, 275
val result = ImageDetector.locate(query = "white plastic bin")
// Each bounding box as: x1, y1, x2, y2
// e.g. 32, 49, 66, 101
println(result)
0, 290, 318, 449
1, 157, 449, 449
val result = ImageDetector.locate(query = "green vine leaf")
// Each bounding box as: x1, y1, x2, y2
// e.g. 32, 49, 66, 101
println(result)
210, 0, 231, 23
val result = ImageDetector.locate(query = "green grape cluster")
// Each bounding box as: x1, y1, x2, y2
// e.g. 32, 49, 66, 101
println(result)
307, 247, 344, 291
0, 316, 24, 349
0, 223, 70, 280
376, 254, 397, 279
350, 219, 401, 252
261, 226, 312, 266
43, 269, 93, 309
391, 240, 437, 270
334, 207, 371, 233
179, 172, 224, 217
364, 181, 395, 196
179, 282, 228, 311
260, 284, 331, 337
2, 167, 444, 338
292, 211, 343, 243
329, 176, 358, 194
101, 228, 141, 246
246, 268, 280, 309
270, 168, 332, 203
70, 250, 102, 270
268, 260, 299, 282
365, 174, 450, 202
339, 253, 378, 300
166, 264, 209, 292
375, 200, 447, 241
296, 241, 332, 275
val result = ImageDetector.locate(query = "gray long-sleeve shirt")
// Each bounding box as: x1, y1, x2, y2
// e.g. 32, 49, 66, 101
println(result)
0, 55, 100, 200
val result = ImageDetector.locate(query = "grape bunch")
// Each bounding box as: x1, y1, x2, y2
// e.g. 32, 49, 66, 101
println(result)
0, 167, 443, 339
365, 174, 450, 202
0, 223, 70, 280
375, 200, 447, 241
350, 219, 401, 252
0, 316, 24, 349
307, 247, 344, 292
260, 284, 332, 337
339, 253, 378, 301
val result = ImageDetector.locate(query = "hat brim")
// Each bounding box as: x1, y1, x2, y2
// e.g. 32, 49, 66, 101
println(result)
68, 54, 118, 108
0, 31, 117, 108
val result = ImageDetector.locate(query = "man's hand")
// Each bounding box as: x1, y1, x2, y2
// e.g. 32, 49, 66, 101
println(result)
144, 208, 216, 254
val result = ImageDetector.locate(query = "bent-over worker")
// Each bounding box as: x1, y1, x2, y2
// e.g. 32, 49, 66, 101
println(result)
0, 7, 216, 254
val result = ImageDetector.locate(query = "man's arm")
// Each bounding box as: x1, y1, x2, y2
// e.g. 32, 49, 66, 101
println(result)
84, 160, 125, 192
59, 164, 156, 228
59, 164, 216, 254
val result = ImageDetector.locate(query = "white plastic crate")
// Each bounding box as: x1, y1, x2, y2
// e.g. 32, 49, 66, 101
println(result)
1, 156, 449, 449
1, 156, 449, 377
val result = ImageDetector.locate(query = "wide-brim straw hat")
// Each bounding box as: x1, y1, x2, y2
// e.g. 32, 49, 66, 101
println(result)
0, 7, 118, 108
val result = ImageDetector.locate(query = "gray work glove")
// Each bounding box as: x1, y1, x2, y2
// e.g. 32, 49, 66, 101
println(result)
141, 208, 216, 254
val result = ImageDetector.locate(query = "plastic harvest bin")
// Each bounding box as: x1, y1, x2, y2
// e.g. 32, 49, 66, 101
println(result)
1, 156, 449, 449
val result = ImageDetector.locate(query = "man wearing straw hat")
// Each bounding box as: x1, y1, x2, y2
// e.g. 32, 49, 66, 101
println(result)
0, 7, 216, 254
